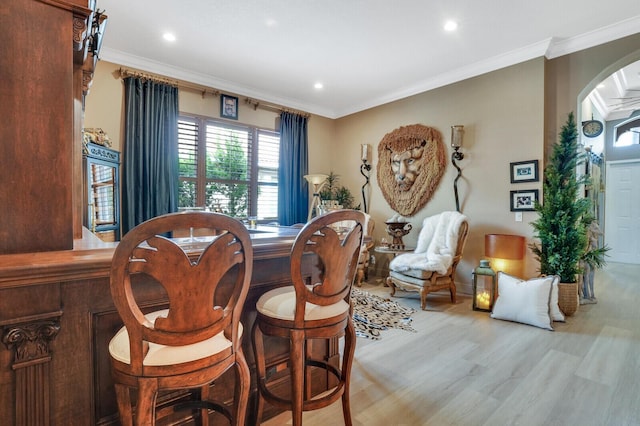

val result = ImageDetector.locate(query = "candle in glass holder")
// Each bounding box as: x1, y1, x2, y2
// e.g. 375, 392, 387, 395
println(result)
361, 144, 370, 161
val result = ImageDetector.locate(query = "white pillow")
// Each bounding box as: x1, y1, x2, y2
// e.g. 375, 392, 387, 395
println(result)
491, 273, 554, 330
548, 275, 565, 322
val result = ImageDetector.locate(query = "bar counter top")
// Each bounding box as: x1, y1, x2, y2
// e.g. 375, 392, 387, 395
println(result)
0, 225, 301, 288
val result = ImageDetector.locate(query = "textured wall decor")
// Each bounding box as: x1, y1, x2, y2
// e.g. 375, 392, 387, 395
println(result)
376, 124, 446, 216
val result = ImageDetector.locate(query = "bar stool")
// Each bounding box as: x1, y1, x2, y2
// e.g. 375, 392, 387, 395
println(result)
108, 212, 252, 425
252, 210, 365, 426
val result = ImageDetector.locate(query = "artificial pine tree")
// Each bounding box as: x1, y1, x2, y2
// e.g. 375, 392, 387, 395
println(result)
530, 112, 595, 283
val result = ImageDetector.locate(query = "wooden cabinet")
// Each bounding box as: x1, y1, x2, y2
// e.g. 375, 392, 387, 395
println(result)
84, 142, 120, 241
0, 0, 104, 254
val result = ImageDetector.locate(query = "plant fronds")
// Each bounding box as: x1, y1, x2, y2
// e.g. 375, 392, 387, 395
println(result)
529, 112, 608, 283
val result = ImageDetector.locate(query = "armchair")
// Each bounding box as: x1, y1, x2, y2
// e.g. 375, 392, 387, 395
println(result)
386, 211, 468, 310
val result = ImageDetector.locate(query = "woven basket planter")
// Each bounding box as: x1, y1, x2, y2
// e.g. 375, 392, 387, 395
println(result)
557, 282, 579, 316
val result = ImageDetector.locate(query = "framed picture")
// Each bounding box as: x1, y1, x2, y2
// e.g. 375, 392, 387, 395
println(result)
220, 94, 238, 120
510, 160, 539, 183
510, 189, 539, 211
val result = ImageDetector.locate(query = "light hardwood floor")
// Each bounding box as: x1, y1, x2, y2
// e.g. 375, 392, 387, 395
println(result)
262, 262, 640, 426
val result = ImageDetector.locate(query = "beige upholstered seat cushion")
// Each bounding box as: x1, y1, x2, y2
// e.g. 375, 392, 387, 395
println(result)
256, 286, 350, 321
391, 268, 435, 281
389, 269, 435, 286
109, 309, 241, 366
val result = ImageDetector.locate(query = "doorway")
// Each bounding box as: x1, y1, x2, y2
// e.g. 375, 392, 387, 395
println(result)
604, 160, 640, 264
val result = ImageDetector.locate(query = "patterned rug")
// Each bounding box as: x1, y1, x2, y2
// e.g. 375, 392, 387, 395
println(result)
351, 287, 417, 340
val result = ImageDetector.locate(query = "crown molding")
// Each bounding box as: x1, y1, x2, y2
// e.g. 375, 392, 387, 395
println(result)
102, 17, 640, 119
546, 16, 640, 59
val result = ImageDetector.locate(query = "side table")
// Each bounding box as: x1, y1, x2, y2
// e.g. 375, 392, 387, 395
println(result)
374, 246, 415, 285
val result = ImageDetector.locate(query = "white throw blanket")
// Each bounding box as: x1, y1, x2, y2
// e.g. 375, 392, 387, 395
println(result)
389, 211, 467, 275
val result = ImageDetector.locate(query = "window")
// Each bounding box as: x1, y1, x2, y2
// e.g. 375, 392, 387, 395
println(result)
178, 114, 280, 220
614, 117, 640, 147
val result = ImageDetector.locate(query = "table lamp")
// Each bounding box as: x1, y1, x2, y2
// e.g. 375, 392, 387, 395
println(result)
304, 174, 328, 221
485, 233, 526, 278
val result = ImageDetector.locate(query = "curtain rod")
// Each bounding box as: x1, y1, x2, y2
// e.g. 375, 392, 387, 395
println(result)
118, 67, 310, 118
119, 68, 178, 87
118, 67, 218, 98
244, 98, 310, 119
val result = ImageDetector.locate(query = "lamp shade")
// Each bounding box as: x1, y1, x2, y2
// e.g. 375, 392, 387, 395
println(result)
485, 234, 525, 278
304, 174, 329, 186
485, 234, 525, 260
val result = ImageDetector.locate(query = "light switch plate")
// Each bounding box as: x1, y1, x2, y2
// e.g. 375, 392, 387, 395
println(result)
515, 212, 523, 222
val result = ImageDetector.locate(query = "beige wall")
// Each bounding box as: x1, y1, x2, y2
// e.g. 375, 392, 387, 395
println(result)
84, 33, 640, 294
84, 63, 124, 150
335, 59, 545, 290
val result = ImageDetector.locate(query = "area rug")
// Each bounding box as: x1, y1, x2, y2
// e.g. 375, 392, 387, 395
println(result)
351, 287, 417, 340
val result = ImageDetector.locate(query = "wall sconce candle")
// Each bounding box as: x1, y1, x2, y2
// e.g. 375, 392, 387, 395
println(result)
451, 125, 464, 148
451, 125, 465, 212
360, 144, 372, 213
361, 143, 370, 162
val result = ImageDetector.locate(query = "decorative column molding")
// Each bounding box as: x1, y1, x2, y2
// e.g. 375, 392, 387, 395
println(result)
82, 69, 94, 95
2, 312, 63, 426
72, 14, 89, 53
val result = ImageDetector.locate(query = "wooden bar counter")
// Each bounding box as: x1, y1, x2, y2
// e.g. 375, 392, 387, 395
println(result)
0, 226, 326, 425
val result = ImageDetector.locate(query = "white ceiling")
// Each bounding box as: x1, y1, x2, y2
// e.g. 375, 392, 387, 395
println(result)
98, 0, 640, 119
589, 60, 640, 121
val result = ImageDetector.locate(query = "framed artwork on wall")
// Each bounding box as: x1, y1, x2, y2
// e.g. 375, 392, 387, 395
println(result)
220, 94, 238, 120
510, 189, 539, 211
510, 160, 538, 183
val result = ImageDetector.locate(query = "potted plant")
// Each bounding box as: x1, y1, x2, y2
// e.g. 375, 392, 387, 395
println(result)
319, 171, 358, 210
530, 112, 608, 315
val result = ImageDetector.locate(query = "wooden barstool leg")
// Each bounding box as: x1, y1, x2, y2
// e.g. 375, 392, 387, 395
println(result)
135, 378, 159, 426
114, 383, 133, 426
198, 384, 210, 426
341, 319, 356, 426
251, 322, 266, 425
234, 350, 250, 426
290, 329, 305, 426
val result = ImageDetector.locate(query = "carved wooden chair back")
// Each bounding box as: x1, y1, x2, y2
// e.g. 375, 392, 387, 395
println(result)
290, 209, 365, 327
109, 211, 252, 425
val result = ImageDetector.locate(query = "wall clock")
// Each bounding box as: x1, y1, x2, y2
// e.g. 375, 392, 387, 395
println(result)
582, 119, 603, 138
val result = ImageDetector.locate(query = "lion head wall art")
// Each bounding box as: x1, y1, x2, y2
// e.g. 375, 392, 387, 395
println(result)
376, 124, 446, 216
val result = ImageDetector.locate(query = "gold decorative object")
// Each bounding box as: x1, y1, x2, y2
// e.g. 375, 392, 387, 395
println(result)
83, 128, 112, 148
385, 221, 412, 250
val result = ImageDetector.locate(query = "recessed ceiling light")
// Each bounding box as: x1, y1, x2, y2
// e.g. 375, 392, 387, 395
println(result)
444, 20, 458, 32
265, 18, 278, 27
314, 82, 324, 90
163, 32, 176, 42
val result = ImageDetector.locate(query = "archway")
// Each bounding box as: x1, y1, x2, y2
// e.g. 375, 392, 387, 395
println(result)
577, 49, 640, 265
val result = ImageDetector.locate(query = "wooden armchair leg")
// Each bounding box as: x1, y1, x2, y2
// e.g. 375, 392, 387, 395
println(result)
386, 277, 396, 296
420, 289, 428, 311
450, 282, 457, 303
